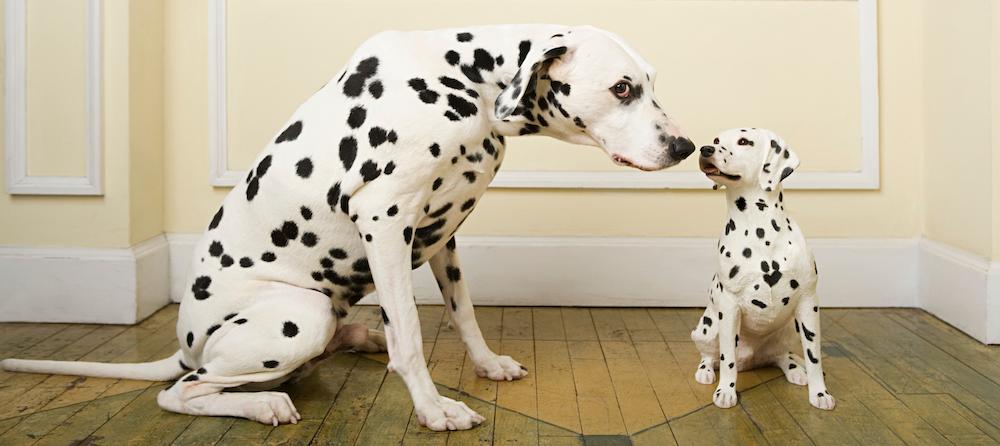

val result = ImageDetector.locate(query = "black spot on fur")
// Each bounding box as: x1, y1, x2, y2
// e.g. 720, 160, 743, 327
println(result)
220, 255, 233, 267
296, 158, 313, 178
729, 266, 740, 279
239, 257, 253, 268
263, 360, 280, 369
186, 332, 194, 348
301, 232, 318, 247
339, 136, 358, 170
432, 177, 443, 190
751, 299, 767, 309
517, 40, 532, 66
403, 227, 413, 244
300, 206, 312, 220
209, 241, 223, 257
368, 80, 383, 98
456, 32, 473, 42
446, 266, 461, 282
387, 205, 398, 216
439, 76, 465, 90
206, 324, 221, 336
445, 50, 460, 66
790, 279, 799, 289
429, 143, 441, 157
275, 121, 303, 144
807, 349, 819, 364
347, 106, 366, 129
447, 94, 478, 117
261, 252, 276, 262
360, 160, 381, 182
183, 374, 199, 382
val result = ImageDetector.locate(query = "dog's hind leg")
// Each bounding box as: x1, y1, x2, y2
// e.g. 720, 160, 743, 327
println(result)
430, 241, 526, 381
157, 284, 335, 424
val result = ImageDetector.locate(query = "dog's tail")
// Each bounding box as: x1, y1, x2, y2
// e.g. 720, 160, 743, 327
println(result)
1, 350, 188, 381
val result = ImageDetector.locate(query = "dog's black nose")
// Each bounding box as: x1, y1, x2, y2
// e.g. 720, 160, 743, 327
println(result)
700, 145, 715, 157
669, 137, 695, 160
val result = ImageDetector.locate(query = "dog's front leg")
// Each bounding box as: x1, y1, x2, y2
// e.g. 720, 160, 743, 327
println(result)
360, 219, 484, 431
713, 293, 741, 408
795, 293, 836, 410
429, 240, 526, 381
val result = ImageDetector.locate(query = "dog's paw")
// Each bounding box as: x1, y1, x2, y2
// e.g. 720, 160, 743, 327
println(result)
416, 396, 485, 431
243, 392, 302, 426
713, 385, 738, 409
695, 365, 716, 385
810, 391, 836, 410
475, 354, 527, 381
783, 366, 808, 386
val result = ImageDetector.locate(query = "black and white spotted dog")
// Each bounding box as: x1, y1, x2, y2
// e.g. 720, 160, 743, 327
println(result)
691, 128, 835, 410
2, 25, 695, 430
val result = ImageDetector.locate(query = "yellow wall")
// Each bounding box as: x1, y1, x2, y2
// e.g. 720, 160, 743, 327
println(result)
128, 0, 165, 245
0, 0, 164, 249
163, 0, 923, 241
922, 0, 995, 258
3, 0, 999, 261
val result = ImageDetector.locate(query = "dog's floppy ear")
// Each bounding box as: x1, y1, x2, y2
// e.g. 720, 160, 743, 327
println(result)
759, 133, 800, 191
494, 36, 570, 121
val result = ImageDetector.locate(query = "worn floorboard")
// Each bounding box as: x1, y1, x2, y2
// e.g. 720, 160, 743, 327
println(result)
0, 305, 998, 445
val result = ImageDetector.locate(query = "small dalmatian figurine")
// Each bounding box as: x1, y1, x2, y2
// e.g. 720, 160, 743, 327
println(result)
691, 128, 835, 410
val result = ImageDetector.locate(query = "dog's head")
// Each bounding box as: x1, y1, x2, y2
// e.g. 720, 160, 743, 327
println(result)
493, 26, 694, 171
698, 128, 800, 191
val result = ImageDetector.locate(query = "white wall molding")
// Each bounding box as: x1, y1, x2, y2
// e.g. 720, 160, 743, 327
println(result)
205, 0, 879, 190
0, 235, 169, 324
11, 233, 1000, 343
167, 234, 916, 308
4, 0, 104, 195
918, 238, 998, 344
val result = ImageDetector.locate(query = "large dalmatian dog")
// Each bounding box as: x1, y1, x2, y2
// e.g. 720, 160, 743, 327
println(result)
2, 25, 695, 430
691, 128, 835, 410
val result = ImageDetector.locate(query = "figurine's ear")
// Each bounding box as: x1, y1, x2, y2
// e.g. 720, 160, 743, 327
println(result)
494, 36, 570, 121
759, 133, 800, 191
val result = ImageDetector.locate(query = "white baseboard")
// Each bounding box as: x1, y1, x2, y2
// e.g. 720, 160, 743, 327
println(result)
8, 234, 995, 343
918, 238, 1000, 344
166, 235, 917, 308
0, 235, 170, 324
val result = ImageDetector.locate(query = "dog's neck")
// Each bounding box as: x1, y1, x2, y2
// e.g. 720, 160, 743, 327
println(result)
724, 186, 788, 223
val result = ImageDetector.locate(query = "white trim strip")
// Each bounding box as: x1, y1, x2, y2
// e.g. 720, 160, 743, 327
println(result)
4, 0, 103, 195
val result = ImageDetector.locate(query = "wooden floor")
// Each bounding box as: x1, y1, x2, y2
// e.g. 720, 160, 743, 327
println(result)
1, 306, 1000, 445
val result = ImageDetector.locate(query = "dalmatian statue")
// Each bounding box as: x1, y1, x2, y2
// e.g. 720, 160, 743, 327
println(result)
691, 128, 836, 411
2, 25, 695, 430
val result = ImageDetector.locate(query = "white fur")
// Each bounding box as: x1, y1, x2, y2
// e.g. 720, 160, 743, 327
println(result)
691, 128, 835, 411
2, 25, 693, 429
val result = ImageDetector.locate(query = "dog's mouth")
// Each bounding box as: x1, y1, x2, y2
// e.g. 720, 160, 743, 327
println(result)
612, 154, 659, 172
699, 159, 742, 181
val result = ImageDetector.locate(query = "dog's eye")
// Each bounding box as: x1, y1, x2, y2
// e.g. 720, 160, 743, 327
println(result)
611, 81, 631, 99
737, 137, 754, 147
